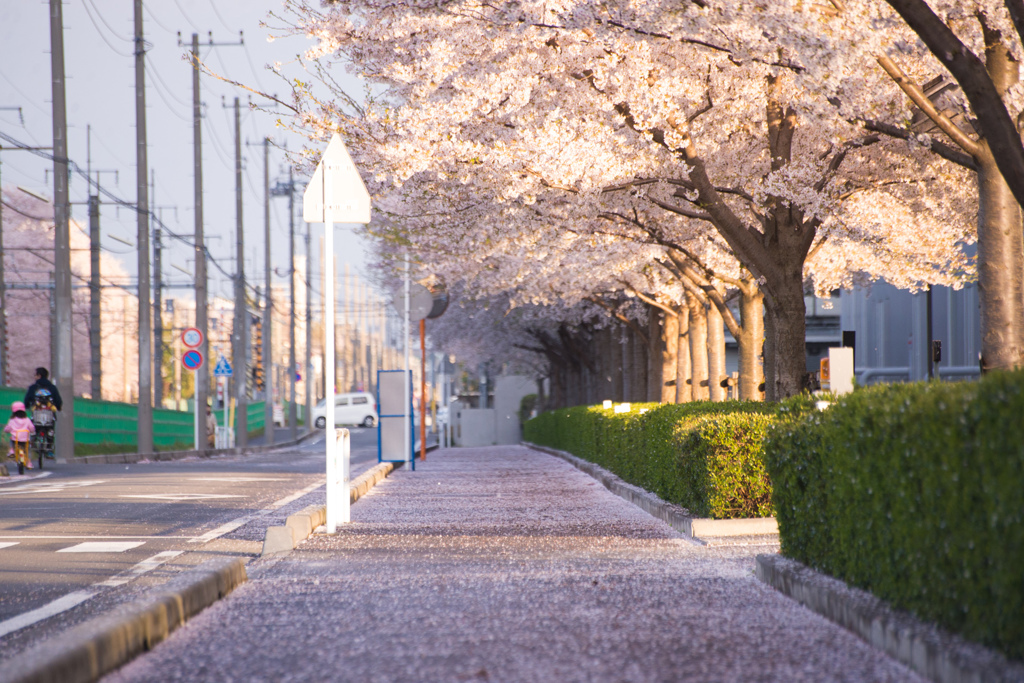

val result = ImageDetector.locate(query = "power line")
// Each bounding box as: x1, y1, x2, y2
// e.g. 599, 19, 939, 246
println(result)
80, 0, 133, 58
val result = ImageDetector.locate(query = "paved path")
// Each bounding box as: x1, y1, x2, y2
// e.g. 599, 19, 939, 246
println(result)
106, 446, 925, 682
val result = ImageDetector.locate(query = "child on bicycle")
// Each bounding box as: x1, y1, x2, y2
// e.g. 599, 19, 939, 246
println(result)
4, 401, 36, 471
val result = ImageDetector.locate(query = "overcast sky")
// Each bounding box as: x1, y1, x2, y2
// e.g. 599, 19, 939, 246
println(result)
1, 0, 372, 307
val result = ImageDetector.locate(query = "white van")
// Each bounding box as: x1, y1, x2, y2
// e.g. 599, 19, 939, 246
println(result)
312, 392, 378, 429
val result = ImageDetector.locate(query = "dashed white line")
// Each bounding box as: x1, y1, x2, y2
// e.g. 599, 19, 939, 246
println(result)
0, 590, 96, 639
93, 550, 183, 588
57, 541, 145, 554
188, 479, 324, 544
0, 542, 19, 550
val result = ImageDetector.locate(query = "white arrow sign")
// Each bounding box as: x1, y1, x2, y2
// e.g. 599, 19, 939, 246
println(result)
302, 133, 371, 224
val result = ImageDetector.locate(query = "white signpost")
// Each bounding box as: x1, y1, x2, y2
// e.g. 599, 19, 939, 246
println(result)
303, 133, 371, 533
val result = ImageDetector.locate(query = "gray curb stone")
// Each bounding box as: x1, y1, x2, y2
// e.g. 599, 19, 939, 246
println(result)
756, 554, 1024, 683
523, 442, 777, 539
0, 556, 247, 683
261, 460, 402, 555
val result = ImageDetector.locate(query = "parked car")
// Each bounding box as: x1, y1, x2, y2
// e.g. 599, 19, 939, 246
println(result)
312, 392, 378, 429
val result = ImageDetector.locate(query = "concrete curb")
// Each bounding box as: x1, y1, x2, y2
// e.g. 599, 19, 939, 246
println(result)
0, 556, 247, 683
73, 429, 320, 466
523, 442, 778, 540
755, 554, 1024, 683
261, 460, 403, 555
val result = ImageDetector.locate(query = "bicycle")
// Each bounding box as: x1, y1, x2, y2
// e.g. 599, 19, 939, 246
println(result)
30, 405, 56, 470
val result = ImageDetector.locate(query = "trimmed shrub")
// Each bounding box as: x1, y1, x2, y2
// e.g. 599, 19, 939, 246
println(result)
763, 370, 1024, 661
524, 400, 776, 519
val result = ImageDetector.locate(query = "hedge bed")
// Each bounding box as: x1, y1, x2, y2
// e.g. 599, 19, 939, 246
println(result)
764, 370, 1024, 661
523, 401, 778, 519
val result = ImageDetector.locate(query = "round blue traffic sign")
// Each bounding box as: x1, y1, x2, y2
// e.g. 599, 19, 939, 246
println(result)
182, 349, 204, 371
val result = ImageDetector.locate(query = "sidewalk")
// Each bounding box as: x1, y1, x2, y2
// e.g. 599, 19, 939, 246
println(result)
106, 446, 925, 683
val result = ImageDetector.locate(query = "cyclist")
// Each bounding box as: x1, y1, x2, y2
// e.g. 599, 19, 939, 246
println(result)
4, 401, 35, 473
25, 367, 63, 412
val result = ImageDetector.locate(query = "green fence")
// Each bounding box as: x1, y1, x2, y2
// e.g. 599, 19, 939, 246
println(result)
0, 386, 302, 455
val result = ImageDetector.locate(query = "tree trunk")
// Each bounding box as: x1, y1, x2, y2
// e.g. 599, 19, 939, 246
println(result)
660, 312, 678, 403
676, 304, 691, 403
688, 297, 709, 401
707, 304, 726, 401
610, 326, 624, 401
762, 273, 807, 401
738, 285, 764, 400
647, 307, 663, 402
622, 327, 633, 402
976, 146, 1024, 371
633, 324, 648, 402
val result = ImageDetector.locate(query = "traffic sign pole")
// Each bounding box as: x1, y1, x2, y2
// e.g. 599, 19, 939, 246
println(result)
303, 133, 370, 533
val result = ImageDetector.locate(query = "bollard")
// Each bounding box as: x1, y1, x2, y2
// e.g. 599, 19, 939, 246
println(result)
326, 427, 350, 532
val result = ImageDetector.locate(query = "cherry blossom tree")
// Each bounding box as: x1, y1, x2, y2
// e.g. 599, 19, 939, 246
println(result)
277, 0, 976, 399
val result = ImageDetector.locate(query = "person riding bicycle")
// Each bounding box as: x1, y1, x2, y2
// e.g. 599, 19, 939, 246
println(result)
4, 401, 36, 471
25, 367, 60, 461
25, 367, 63, 413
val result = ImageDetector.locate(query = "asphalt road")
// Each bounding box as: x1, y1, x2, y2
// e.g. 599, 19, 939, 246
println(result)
0, 425, 382, 659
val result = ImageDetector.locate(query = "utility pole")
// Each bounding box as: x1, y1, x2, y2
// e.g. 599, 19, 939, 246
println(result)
181, 30, 243, 450
305, 210, 313, 430
288, 166, 297, 440
50, 0, 74, 459
231, 97, 248, 448
135, 0, 153, 454
263, 138, 273, 444
151, 173, 177, 410
85, 126, 118, 401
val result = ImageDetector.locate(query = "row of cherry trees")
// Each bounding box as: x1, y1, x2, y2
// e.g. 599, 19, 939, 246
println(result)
272, 0, 1023, 403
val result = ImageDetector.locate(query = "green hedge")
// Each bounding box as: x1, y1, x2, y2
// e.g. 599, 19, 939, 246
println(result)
764, 371, 1024, 660
524, 401, 777, 519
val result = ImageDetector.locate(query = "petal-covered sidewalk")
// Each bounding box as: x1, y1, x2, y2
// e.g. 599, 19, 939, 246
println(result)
107, 446, 924, 683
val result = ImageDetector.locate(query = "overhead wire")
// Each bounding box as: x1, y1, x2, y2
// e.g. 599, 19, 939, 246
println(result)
0, 129, 242, 290
79, 0, 133, 58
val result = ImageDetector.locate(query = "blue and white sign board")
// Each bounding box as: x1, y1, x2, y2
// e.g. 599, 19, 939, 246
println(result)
213, 357, 233, 377
377, 369, 415, 470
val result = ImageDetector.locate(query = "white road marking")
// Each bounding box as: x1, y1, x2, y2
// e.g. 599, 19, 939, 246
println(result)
0, 471, 52, 486
0, 590, 96, 638
57, 541, 145, 553
93, 550, 183, 588
0, 535, 193, 540
0, 479, 105, 496
0, 542, 18, 550
120, 493, 244, 501
189, 479, 324, 543
189, 477, 289, 482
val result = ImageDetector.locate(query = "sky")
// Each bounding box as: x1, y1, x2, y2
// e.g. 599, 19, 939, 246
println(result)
0, 0, 373, 307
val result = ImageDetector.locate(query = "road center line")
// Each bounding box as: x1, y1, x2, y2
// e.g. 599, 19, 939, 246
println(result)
188, 479, 325, 544
0, 542, 19, 550
93, 550, 184, 588
0, 591, 96, 639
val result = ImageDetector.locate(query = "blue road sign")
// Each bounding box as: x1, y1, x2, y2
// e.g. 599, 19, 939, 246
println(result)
213, 357, 233, 377
182, 349, 203, 371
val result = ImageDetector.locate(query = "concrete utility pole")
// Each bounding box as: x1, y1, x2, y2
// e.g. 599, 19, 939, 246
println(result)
85, 126, 118, 401
50, 0, 74, 458
182, 30, 242, 449
0, 151, 5, 387
305, 213, 313, 431
232, 98, 248, 448
152, 172, 172, 410
189, 33, 209, 446
135, 0, 153, 453
263, 138, 273, 444
288, 166, 298, 440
